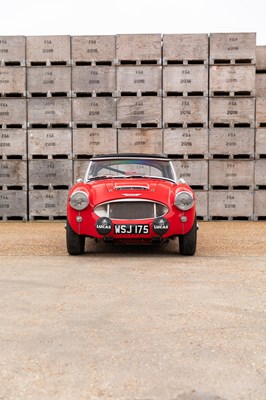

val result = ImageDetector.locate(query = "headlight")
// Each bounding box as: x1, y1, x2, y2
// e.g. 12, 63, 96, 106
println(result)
174, 191, 194, 211
70, 191, 89, 211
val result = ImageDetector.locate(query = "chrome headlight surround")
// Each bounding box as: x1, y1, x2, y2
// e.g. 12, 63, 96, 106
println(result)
69, 190, 89, 211
174, 191, 194, 211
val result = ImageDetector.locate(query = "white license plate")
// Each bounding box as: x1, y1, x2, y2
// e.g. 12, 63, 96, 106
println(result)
114, 224, 149, 234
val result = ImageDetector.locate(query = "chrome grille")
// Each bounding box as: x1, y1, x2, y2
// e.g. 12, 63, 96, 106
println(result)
94, 200, 168, 220
115, 185, 149, 191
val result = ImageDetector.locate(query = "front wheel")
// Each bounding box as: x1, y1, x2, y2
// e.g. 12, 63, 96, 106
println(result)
179, 218, 197, 256
66, 220, 85, 255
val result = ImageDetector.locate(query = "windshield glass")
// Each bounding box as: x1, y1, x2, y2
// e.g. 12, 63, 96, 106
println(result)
85, 158, 176, 182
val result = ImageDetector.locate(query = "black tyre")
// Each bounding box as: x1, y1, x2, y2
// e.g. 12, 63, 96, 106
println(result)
179, 217, 197, 256
66, 220, 85, 255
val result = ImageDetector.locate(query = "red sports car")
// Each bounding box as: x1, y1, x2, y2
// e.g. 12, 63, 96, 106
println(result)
66, 154, 197, 255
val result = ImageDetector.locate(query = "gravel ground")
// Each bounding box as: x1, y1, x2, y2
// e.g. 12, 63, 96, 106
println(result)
0, 221, 266, 400
0, 221, 266, 257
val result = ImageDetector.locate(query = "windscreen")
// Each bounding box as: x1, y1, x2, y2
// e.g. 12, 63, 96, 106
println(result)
86, 158, 176, 181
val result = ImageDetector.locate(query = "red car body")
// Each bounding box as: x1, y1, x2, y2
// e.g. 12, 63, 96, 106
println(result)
66, 155, 197, 255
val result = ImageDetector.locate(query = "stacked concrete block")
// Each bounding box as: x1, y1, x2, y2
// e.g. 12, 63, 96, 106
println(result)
26, 36, 72, 220
71, 36, 117, 182
0, 32, 266, 221
163, 35, 209, 130
116, 34, 163, 158
162, 34, 209, 219
0, 36, 27, 220
208, 33, 256, 220
254, 46, 266, 220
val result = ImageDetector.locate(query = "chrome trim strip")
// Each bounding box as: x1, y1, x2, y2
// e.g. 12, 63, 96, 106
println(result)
90, 157, 168, 161
97, 198, 164, 204
115, 185, 149, 191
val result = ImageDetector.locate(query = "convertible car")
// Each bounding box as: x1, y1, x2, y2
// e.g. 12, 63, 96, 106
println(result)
66, 154, 197, 255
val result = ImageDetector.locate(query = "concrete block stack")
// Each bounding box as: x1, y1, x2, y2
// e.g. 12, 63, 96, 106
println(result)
162, 34, 209, 219
0, 32, 265, 221
254, 46, 266, 220
0, 36, 27, 220
116, 34, 163, 156
208, 33, 256, 220
71, 35, 117, 182
26, 36, 72, 220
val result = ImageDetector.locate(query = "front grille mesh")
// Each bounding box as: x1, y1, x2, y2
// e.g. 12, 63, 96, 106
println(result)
110, 202, 153, 219
94, 201, 168, 220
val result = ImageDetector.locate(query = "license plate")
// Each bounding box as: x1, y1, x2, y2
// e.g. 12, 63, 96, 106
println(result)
114, 224, 149, 235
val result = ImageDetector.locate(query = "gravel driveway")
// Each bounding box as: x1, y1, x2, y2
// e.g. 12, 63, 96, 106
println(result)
0, 222, 265, 400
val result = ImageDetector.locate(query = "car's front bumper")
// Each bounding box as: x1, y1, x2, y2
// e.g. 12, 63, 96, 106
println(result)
67, 205, 196, 242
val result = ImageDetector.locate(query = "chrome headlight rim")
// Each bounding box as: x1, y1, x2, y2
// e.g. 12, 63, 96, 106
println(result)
174, 190, 194, 211
69, 190, 89, 211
